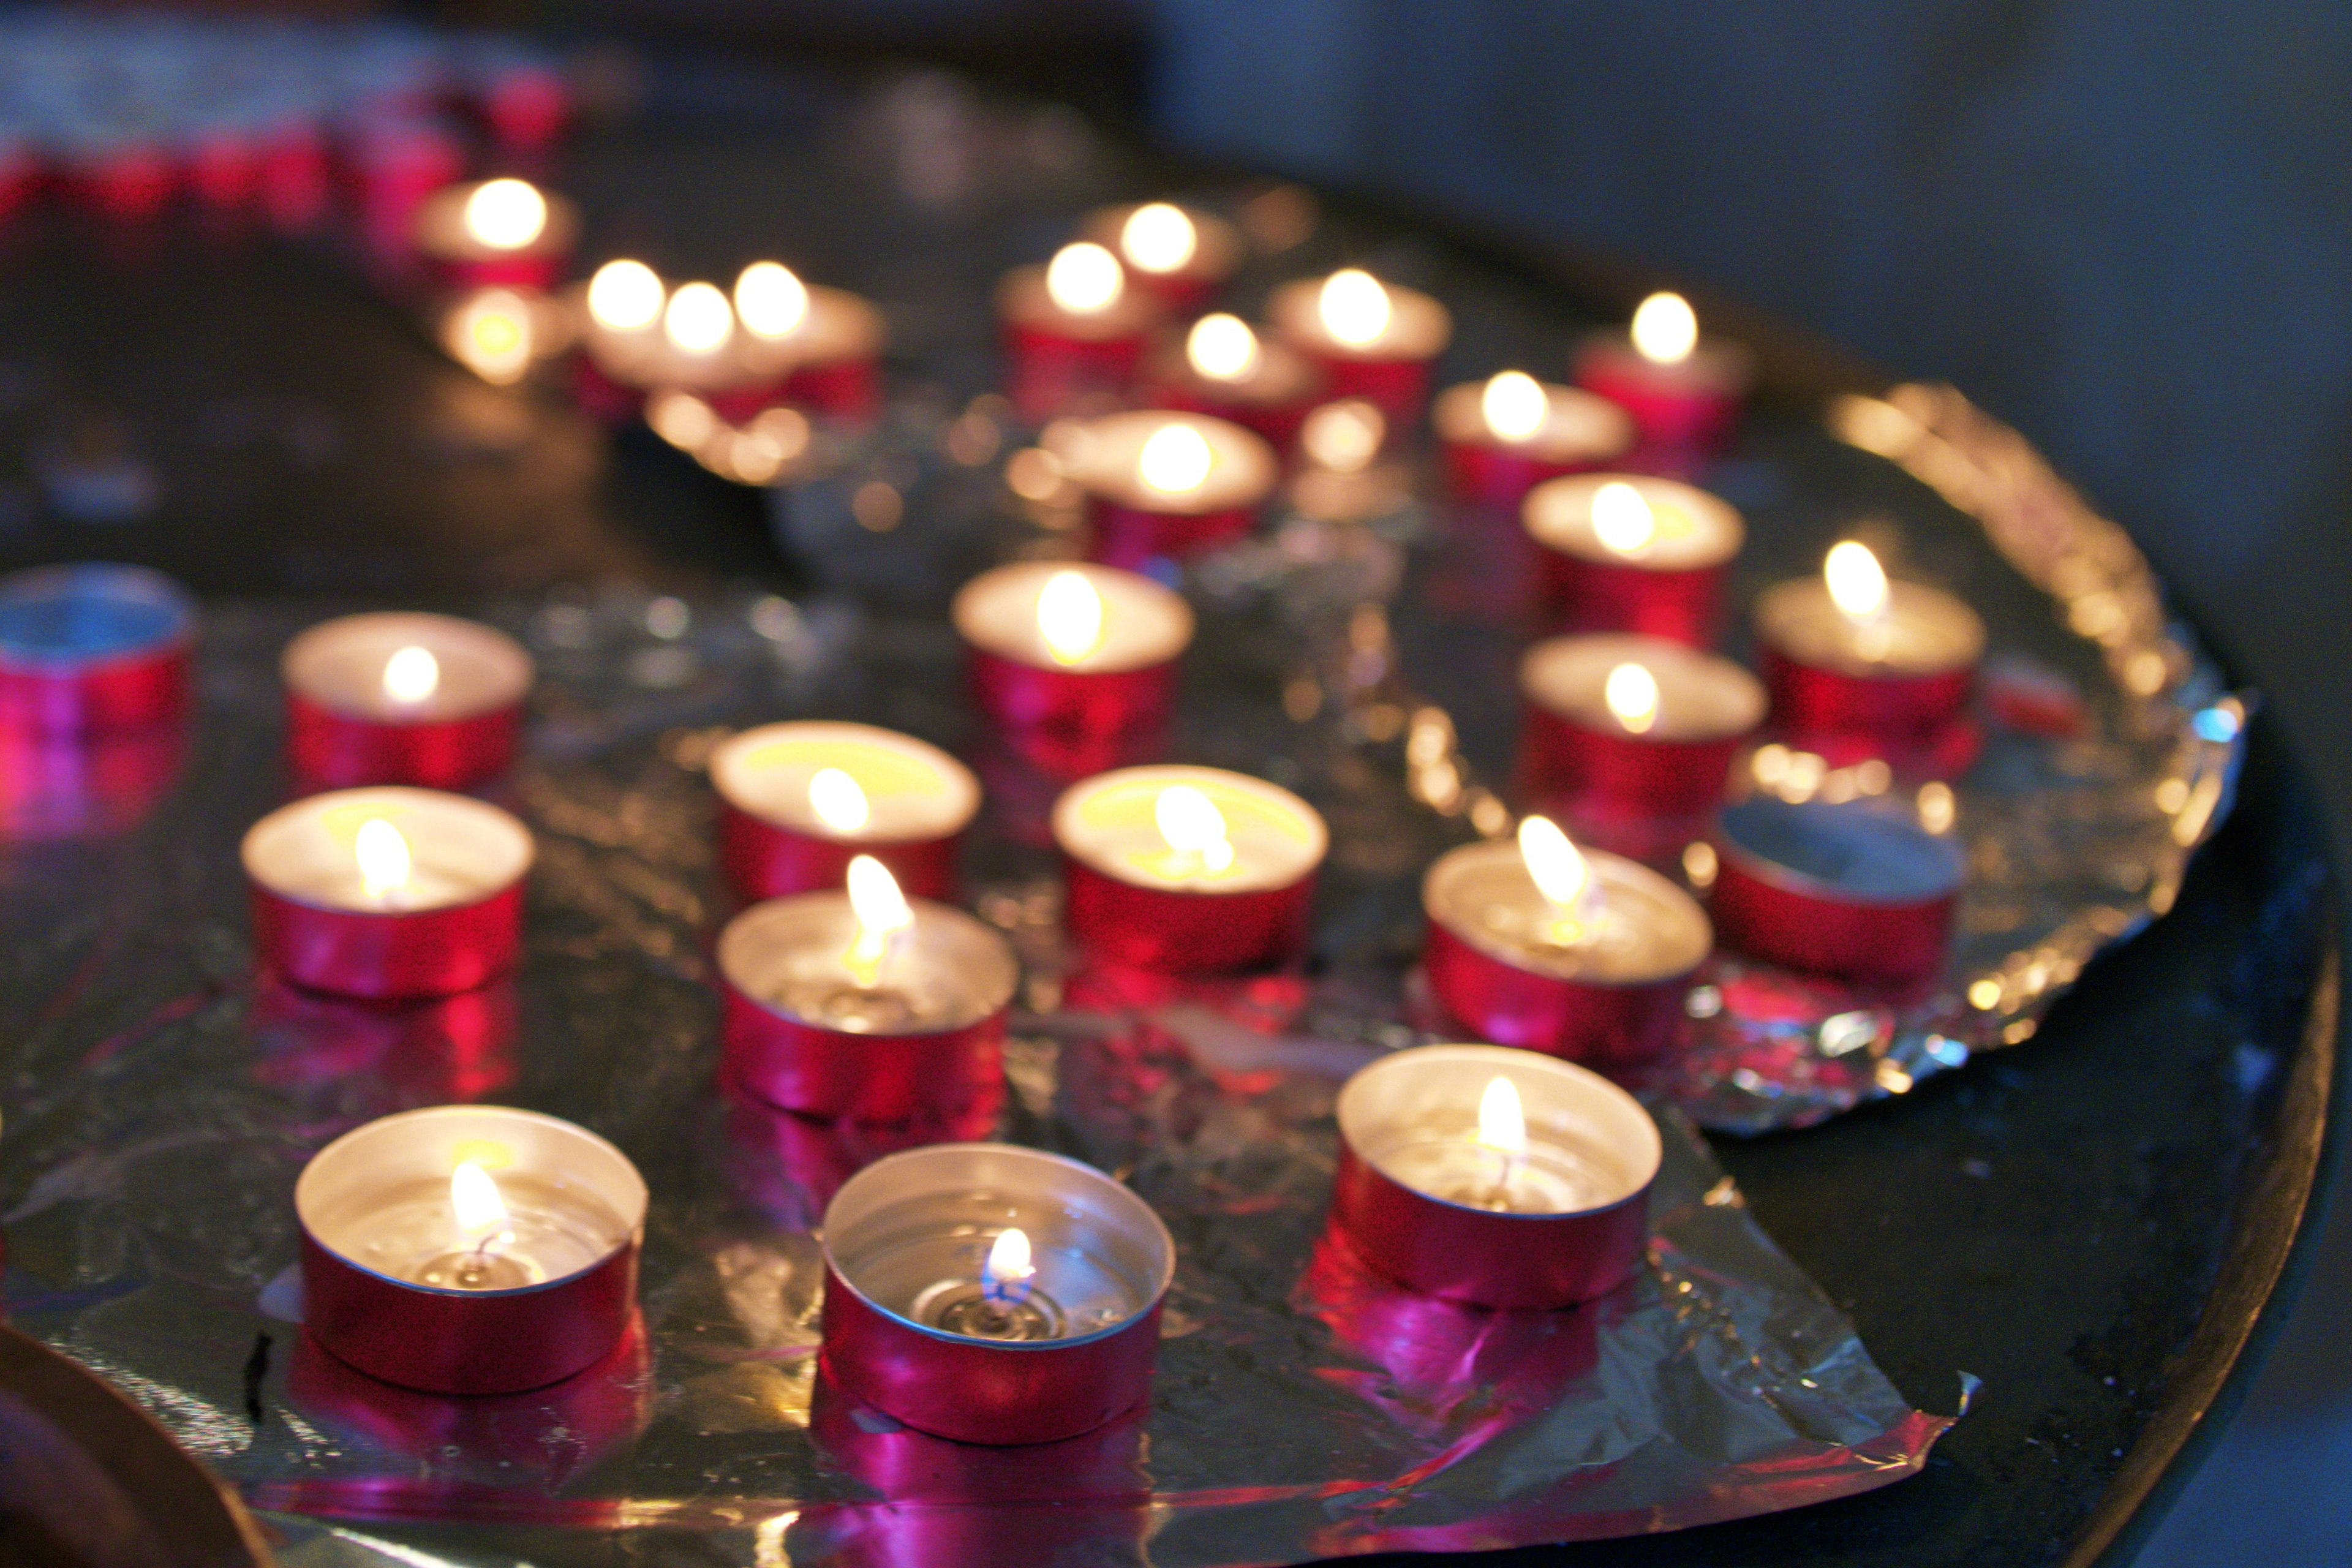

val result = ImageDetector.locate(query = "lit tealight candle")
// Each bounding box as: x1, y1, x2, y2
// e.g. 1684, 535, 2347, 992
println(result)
1523, 473, 1745, 645
955, 562, 1194, 756
409, 178, 579, 288
1054, 765, 1328, 973
244, 787, 533, 999
586, 258, 665, 335
1420, 815, 1711, 1068
1139, 313, 1324, 453
1754, 540, 1986, 753
1082, 200, 1243, 306
1571, 290, 1757, 461
1434, 371, 1636, 510
711, 721, 981, 903
1327, 1043, 1660, 1307
1268, 270, 1452, 428
717, 859, 1019, 1120
997, 242, 1164, 420
281, 612, 535, 790
295, 1104, 647, 1393
819, 1144, 1175, 1444
1057, 410, 1278, 567
1518, 633, 1765, 825
728, 260, 889, 423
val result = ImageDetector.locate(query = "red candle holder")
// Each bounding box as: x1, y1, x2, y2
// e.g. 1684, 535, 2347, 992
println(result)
1054, 765, 1327, 974
1268, 272, 1452, 431
996, 248, 1163, 421
296, 1104, 647, 1395
1329, 1044, 1660, 1308
955, 560, 1194, 750
718, 889, 1019, 1121
1080, 201, 1243, 310
733, 279, 889, 425
1523, 473, 1744, 646
1518, 633, 1765, 826
818, 1143, 1175, 1445
1063, 409, 1278, 567
1707, 794, 1965, 987
282, 612, 533, 791
0, 563, 195, 734
70, 138, 175, 221
1570, 324, 1755, 460
1420, 835, 1709, 1069
1137, 322, 1324, 455
409, 178, 579, 290
1754, 571, 1986, 752
1434, 375, 1634, 511
244, 788, 533, 1001
712, 721, 979, 905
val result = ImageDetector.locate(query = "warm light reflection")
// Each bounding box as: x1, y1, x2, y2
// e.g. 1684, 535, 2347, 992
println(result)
1480, 371, 1548, 442
648, 390, 717, 451
809, 767, 870, 834
843, 854, 912, 989
1120, 203, 1197, 274
462, 178, 546, 250
587, 259, 665, 332
1186, 313, 1260, 381
382, 646, 440, 705
735, 261, 810, 339
1318, 269, 1392, 348
1300, 399, 1384, 472
356, 818, 412, 902
1046, 242, 1123, 314
1155, 785, 1235, 873
1518, 814, 1591, 912
447, 289, 534, 385
1604, 662, 1659, 734
1825, 541, 1890, 620
1138, 423, 1215, 496
1036, 570, 1106, 666
664, 281, 734, 353
1475, 1076, 1526, 1155
1590, 481, 1658, 556
982, 1227, 1035, 1302
1630, 292, 1698, 365
451, 1160, 508, 1242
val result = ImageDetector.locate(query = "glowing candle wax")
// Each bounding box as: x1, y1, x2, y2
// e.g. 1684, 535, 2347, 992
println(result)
711, 720, 980, 903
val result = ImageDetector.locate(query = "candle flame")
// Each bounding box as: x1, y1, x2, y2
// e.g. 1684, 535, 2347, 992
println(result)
587, 259, 665, 332
451, 1160, 509, 1242
1121, 203, 1197, 274
1319, 269, 1392, 348
1046, 241, 1123, 314
843, 853, 912, 989
1138, 423, 1215, 496
1605, 662, 1660, 734
809, 767, 870, 834
664, 281, 734, 355
1186, 313, 1259, 382
1589, 481, 1658, 556
1630, 292, 1698, 365
462, 178, 546, 250
1036, 569, 1106, 666
1300, 399, 1384, 473
355, 818, 412, 902
1518, 814, 1590, 911
1476, 1076, 1526, 1156
983, 1227, 1035, 1298
382, 645, 440, 705
734, 261, 810, 339
1480, 371, 1548, 442
1155, 784, 1234, 873
1825, 541, 1890, 620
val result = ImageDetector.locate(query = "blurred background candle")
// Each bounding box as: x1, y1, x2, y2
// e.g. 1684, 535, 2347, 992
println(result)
409, 177, 579, 290
1286, 399, 1417, 525
1420, 815, 1710, 1068
1054, 764, 1326, 973
1434, 371, 1635, 510
1523, 473, 1744, 645
1139, 314, 1324, 454
1268, 269, 1452, 429
282, 611, 533, 791
244, 787, 533, 1000
956, 561, 1194, 760
1708, 794, 1966, 987
574, 269, 793, 426
1518, 633, 1765, 826
1570, 291, 1757, 464
1755, 540, 1985, 753
0, 562, 195, 734
997, 241, 1163, 421
711, 720, 981, 903
1082, 200, 1242, 308
1061, 409, 1277, 567
730, 260, 888, 424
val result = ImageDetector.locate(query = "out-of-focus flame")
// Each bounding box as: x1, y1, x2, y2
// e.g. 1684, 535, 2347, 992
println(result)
447, 289, 534, 385
1518, 814, 1590, 911
587, 259, 664, 331
1589, 481, 1657, 556
1120, 203, 1197, 274
1630, 292, 1698, 365
1476, 1076, 1526, 1155
1825, 541, 1890, 620
1605, 662, 1659, 734
1036, 570, 1106, 666
1138, 423, 1214, 496
1318, 268, 1392, 348
1046, 242, 1123, 314
809, 767, 870, 834
663, 281, 733, 354
356, 818, 412, 902
1300, 399, 1384, 473
735, 261, 810, 339
843, 854, 913, 989
1480, 371, 1548, 442
382, 646, 439, 705
1186, 313, 1259, 382
462, 178, 546, 250
1155, 785, 1234, 874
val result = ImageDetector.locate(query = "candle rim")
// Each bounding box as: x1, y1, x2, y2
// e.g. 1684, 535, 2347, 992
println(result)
413, 180, 579, 263
717, 890, 1019, 1035
1058, 409, 1278, 515
282, 610, 535, 723
1421, 837, 1711, 982
710, 719, 981, 839
1268, 275, 1451, 360
995, 262, 1163, 339
1715, 794, 1967, 907
1052, 764, 1329, 895
1519, 632, 1766, 741
1523, 472, 1744, 570
1433, 378, 1634, 460
952, 560, 1194, 673
1752, 575, 1987, 677
1084, 200, 1243, 282
243, 786, 534, 914
1574, 322, 1758, 394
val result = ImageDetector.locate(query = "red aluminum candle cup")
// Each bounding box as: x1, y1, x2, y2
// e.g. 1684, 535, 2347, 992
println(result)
1082, 202, 1243, 309
295, 1104, 647, 1395
1523, 473, 1744, 646
1054, 765, 1327, 974
1708, 794, 1965, 987
954, 560, 1194, 744
1754, 577, 1986, 747
1570, 329, 1756, 457
1063, 410, 1278, 567
0, 563, 196, 734
282, 612, 533, 791
409, 179, 579, 290
1517, 633, 1765, 824
718, 891, 1019, 1121
710, 721, 981, 904
1420, 837, 1710, 1069
1268, 274, 1452, 431
1329, 1044, 1660, 1308
734, 282, 889, 425
1138, 330, 1324, 455
819, 1143, 1175, 1446
996, 260, 1161, 421
244, 788, 533, 1001
1433, 378, 1635, 511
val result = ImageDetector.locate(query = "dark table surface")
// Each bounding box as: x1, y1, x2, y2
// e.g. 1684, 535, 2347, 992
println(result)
0, 53, 2335, 1568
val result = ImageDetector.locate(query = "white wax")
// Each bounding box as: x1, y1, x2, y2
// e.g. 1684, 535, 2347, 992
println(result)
1080, 202, 1243, 283
282, 612, 533, 724
242, 788, 533, 913
410, 183, 579, 265
1267, 276, 1452, 360
1754, 578, 1986, 677
994, 263, 1163, 340
1575, 328, 1757, 397
1431, 380, 1634, 463
1423, 837, 1711, 984
1523, 473, 1744, 571
1520, 633, 1765, 742
1053, 765, 1327, 894
710, 722, 979, 842
952, 560, 1193, 674
1058, 410, 1277, 514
